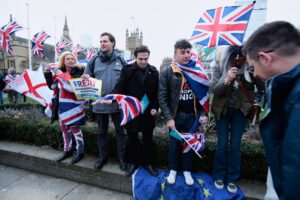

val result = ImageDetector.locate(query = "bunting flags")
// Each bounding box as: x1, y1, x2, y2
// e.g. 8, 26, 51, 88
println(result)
0, 21, 23, 55
32, 31, 50, 58
190, 3, 255, 47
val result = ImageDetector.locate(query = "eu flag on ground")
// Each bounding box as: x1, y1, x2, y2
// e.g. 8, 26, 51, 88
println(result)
133, 168, 245, 200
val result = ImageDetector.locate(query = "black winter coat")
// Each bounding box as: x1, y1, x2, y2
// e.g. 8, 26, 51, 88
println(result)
112, 63, 159, 132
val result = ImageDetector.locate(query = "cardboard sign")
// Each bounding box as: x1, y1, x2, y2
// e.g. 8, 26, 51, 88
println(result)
69, 78, 102, 100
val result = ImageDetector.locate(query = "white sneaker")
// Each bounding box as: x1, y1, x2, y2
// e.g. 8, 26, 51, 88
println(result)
183, 171, 194, 186
167, 170, 177, 184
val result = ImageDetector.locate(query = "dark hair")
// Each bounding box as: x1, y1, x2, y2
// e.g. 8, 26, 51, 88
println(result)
243, 21, 300, 60
134, 45, 150, 57
100, 32, 116, 48
174, 39, 192, 51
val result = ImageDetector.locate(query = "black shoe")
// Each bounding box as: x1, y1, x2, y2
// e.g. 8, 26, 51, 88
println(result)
56, 150, 73, 162
119, 159, 127, 171
126, 164, 137, 177
94, 158, 108, 170
71, 153, 84, 164
145, 165, 158, 176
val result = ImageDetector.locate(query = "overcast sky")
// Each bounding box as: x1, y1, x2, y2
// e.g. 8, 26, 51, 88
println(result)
1, 0, 299, 67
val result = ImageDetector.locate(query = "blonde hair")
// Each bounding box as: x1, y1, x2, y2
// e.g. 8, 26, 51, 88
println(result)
57, 51, 78, 70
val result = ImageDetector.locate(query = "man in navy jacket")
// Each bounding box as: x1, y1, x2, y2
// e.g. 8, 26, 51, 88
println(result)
244, 21, 300, 200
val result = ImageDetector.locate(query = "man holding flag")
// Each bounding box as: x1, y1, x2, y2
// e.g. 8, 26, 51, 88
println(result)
159, 39, 209, 186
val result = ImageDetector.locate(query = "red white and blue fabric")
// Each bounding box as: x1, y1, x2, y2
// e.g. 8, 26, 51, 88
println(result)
176, 54, 210, 113
45, 73, 85, 126
47, 63, 58, 74
85, 48, 97, 61
181, 132, 205, 153
32, 31, 50, 58
0, 21, 23, 55
95, 94, 143, 126
55, 38, 71, 56
189, 3, 255, 47
4, 74, 16, 84
72, 44, 85, 58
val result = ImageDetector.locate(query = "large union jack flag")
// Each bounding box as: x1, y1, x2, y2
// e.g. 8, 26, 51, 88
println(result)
72, 44, 85, 58
190, 3, 255, 47
0, 21, 23, 55
32, 31, 50, 58
55, 38, 71, 56
85, 48, 97, 61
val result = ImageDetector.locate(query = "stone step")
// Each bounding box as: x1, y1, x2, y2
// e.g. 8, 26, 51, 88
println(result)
0, 140, 266, 200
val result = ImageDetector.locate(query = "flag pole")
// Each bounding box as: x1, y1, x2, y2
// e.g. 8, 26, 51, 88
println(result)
174, 129, 203, 159
26, 3, 32, 70
54, 16, 57, 61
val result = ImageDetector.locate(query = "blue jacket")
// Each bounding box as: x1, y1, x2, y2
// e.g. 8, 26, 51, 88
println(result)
260, 64, 300, 200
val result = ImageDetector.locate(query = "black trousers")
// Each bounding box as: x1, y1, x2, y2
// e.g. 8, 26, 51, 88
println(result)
127, 130, 154, 166
96, 113, 126, 161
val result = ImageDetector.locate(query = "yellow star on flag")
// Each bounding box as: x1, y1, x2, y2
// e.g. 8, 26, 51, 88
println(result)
203, 188, 212, 198
197, 179, 204, 185
161, 182, 165, 191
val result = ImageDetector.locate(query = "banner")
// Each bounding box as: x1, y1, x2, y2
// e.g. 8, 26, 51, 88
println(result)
69, 77, 102, 100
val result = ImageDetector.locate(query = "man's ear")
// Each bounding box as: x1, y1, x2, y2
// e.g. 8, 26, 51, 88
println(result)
258, 52, 273, 66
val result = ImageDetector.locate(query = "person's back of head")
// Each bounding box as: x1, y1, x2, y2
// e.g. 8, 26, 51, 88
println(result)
243, 21, 300, 61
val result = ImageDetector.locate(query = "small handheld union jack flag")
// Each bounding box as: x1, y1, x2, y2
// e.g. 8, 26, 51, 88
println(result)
190, 2, 255, 47
85, 48, 97, 61
72, 44, 85, 58
55, 38, 71, 56
32, 31, 50, 58
0, 21, 23, 55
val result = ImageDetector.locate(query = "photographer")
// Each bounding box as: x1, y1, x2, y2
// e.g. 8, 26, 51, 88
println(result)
211, 46, 264, 193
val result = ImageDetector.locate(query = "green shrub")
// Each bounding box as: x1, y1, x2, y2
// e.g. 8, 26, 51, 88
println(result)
0, 117, 267, 182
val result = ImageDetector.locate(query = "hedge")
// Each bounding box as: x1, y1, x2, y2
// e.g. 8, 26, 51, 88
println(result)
0, 116, 267, 182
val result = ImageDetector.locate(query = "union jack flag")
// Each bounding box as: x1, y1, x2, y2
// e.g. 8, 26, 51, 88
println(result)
55, 38, 71, 56
0, 21, 23, 55
181, 132, 205, 153
94, 94, 144, 126
189, 3, 255, 47
4, 74, 16, 84
72, 44, 85, 58
175, 53, 210, 112
32, 31, 50, 58
85, 48, 97, 61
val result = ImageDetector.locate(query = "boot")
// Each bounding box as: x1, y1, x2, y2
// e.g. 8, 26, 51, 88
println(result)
56, 150, 73, 162
71, 152, 84, 164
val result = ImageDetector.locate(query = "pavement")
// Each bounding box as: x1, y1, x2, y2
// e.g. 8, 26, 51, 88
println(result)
0, 140, 266, 200
0, 164, 132, 200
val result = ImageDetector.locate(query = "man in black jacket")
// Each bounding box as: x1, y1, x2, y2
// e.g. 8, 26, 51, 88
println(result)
108, 45, 159, 177
159, 39, 208, 185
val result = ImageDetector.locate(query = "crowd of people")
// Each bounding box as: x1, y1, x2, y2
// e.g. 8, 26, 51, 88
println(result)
3, 21, 300, 199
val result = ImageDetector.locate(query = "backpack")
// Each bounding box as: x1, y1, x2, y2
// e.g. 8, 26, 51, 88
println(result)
88, 51, 127, 77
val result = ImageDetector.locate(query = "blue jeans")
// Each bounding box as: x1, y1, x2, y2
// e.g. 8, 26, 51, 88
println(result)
0, 91, 3, 105
213, 107, 247, 183
169, 113, 195, 171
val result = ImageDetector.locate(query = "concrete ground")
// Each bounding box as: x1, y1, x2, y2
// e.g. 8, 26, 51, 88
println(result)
0, 141, 266, 200
0, 164, 132, 200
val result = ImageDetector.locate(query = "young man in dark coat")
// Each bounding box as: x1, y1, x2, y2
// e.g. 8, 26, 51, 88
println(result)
244, 21, 300, 200
112, 45, 159, 177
